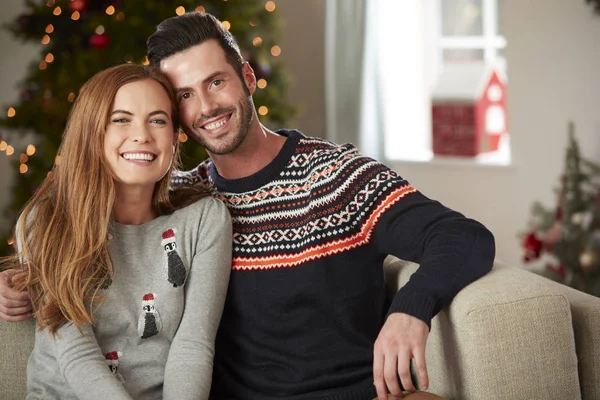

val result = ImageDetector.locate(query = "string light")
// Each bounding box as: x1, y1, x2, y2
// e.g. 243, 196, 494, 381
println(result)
0, 141, 7, 151
106, 6, 115, 15
26, 145, 36, 156
7, 237, 15, 246
116, 12, 125, 21
45, 24, 54, 34
20, 164, 28, 174
258, 106, 268, 116
7, 107, 16, 117
265, 1, 276, 12
96, 25, 105, 35
20, 154, 28, 163
252, 37, 263, 46
55, 155, 62, 165
71, 11, 80, 20
41, 35, 51, 45
68, 92, 76, 102
196, 6, 205, 12
176, 6, 185, 16
179, 132, 188, 143
142, 56, 149, 66
222, 21, 231, 30
249, 21, 257, 27
6, 146, 15, 156
124, 54, 133, 63
270, 46, 281, 56
257, 79, 267, 89
39, 61, 48, 70
45, 53, 54, 63
53, 6, 62, 16
46, 0, 55, 6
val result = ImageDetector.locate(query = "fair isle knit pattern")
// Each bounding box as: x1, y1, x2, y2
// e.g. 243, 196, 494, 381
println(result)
173, 134, 417, 271
172, 129, 495, 400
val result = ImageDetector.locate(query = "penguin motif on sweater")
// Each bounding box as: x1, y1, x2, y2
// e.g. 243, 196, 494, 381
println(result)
137, 293, 162, 339
161, 228, 186, 287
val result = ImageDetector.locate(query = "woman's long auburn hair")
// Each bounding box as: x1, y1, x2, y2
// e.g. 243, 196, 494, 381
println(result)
3, 64, 209, 334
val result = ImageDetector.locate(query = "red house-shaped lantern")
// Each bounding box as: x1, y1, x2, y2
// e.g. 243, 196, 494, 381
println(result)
431, 62, 508, 157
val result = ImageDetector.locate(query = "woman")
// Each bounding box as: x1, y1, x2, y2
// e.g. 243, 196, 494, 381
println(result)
1, 64, 232, 399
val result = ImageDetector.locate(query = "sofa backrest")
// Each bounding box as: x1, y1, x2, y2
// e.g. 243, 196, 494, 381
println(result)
0, 318, 35, 399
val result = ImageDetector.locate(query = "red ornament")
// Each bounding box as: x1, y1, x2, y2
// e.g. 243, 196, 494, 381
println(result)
547, 262, 567, 280
522, 231, 543, 262
69, 0, 88, 12
90, 33, 110, 50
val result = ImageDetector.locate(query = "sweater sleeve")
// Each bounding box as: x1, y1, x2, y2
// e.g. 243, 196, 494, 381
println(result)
53, 322, 133, 399
162, 198, 233, 400
373, 186, 496, 328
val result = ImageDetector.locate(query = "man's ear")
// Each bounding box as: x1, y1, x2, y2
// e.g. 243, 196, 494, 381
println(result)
242, 62, 257, 95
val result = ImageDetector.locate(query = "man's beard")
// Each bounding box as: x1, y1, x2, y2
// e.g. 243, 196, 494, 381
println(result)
184, 94, 254, 156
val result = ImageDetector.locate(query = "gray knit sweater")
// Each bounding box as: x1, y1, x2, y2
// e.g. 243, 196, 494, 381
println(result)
25, 197, 232, 400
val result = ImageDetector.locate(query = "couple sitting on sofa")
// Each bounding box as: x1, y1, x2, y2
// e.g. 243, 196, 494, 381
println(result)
0, 11, 496, 400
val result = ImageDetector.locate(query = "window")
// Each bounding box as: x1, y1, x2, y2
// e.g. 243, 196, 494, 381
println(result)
376, 0, 509, 164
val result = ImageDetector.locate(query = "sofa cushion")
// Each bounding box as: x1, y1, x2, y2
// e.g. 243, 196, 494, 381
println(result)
0, 318, 35, 400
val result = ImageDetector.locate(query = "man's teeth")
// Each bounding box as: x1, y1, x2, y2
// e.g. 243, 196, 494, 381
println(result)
122, 153, 155, 161
204, 118, 228, 131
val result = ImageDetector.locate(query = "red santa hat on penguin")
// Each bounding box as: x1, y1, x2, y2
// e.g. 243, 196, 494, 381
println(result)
142, 293, 156, 308
161, 228, 178, 247
105, 351, 123, 367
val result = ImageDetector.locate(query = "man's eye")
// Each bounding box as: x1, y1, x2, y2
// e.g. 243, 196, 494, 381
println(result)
211, 79, 223, 88
151, 119, 167, 125
179, 93, 191, 101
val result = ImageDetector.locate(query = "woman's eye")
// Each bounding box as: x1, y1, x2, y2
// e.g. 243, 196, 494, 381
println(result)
111, 118, 128, 124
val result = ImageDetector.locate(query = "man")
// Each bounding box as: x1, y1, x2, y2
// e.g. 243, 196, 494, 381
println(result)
0, 11, 495, 400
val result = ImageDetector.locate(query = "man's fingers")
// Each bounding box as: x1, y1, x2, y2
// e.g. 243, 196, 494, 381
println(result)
397, 351, 416, 393
1, 269, 26, 279
0, 302, 32, 316
0, 271, 30, 302
384, 353, 402, 397
0, 311, 31, 322
0, 288, 30, 302
413, 347, 429, 391
373, 348, 389, 400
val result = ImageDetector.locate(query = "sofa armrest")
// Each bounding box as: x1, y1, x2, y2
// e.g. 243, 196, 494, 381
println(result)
0, 318, 35, 399
544, 274, 600, 399
384, 256, 581, 400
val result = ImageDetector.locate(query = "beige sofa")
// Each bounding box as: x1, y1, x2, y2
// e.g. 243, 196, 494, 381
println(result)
2, 258, 599, 399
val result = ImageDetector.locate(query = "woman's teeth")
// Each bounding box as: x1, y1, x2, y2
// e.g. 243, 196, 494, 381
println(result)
122, 153, 155, 161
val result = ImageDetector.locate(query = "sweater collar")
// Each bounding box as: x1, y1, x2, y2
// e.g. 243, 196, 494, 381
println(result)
208, 129, 303, 193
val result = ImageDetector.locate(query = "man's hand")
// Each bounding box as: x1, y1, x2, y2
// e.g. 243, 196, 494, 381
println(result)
373, 313, 429, 399
0, 270, 32, 322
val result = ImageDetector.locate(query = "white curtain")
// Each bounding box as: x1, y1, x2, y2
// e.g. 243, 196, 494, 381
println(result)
324, 0, 383, 160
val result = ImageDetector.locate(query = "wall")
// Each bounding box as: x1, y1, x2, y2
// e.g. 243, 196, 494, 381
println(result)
0, 0, 326, 234
389, 0, 600, 267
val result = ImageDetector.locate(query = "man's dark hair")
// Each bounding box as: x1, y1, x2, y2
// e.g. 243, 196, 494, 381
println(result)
147, 12, 245, 83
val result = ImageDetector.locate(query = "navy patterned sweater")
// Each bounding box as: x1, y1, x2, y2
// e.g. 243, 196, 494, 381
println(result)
172, 129, 495, 400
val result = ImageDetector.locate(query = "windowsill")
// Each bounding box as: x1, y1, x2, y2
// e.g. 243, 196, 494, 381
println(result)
386, 134, 514, 169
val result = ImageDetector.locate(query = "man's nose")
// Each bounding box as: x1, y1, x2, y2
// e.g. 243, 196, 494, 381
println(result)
197, 93, 219, 117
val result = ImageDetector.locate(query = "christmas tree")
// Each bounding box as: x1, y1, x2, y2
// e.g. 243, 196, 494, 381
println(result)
0, 0, 297, 256
522, 122, 600, 297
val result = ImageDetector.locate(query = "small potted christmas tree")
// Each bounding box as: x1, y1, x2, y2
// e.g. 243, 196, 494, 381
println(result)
521, 122, 600, 297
